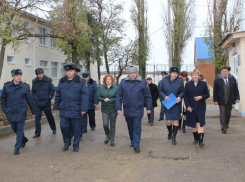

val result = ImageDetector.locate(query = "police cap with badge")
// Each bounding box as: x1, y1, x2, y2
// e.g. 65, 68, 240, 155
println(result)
161, 71, 168, 75
169, 66, 180, 74
11, 69, 22, 77
82, 72, 90, 78
35, 68, 44, 75
63, 63, 75, 71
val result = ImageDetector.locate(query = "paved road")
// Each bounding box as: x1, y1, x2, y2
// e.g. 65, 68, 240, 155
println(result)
0, 105, 245, 182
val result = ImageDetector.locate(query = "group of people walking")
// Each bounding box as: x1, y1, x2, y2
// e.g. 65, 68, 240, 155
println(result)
1, 63, 240, 155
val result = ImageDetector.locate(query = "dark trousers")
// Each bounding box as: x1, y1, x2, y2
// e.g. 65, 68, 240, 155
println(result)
35, 105, 56, 135
60, 117, 81, 149
82, 109, 96, 132
159, 104, 165, 120
10, 121, 28, 149
147, 108, 155, 122
125, 117, 142, 149
219, 104, 232, 130
102, 112, 118, 142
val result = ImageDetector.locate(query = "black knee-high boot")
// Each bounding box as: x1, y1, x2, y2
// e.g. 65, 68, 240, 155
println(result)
192, 132, 198, 144
182, 120, 186, 133
178, 120, 182, 131
172, 125, 178, 145
199, 133, 205, 148
166, 125, 172, 140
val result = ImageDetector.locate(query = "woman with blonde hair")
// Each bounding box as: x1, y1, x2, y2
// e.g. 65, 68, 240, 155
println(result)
184, 69, 210, 147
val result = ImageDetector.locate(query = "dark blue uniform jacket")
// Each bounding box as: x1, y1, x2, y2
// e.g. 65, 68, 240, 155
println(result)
87, 78, 99, 110
53, 74, 88, 118
1, 81, 36, 122
32, 75, 55, 107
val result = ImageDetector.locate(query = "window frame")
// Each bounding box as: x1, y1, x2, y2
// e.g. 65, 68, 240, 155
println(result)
25, 58, 31, 66
51, 61, 59, 78
39, 27, 48, 47
39, 60, 49, 68
7, 56, 15, 64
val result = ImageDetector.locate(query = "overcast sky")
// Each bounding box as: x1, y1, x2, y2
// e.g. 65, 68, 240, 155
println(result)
122, 0, 245, 65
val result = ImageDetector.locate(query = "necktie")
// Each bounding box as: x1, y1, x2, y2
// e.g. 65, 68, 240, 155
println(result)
224, 77, 228, 85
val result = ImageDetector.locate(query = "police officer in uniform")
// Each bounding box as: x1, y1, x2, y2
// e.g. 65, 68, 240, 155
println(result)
53, 63, 88, 152
158, 71, 168, 121
32, 68, 56, 138
116, 65, 152, 153
1, 69, 36, 155
81, 72, 99, 133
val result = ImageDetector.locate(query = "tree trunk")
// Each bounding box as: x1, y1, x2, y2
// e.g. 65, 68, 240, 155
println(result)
104, 48, 110, 74
97, 59, 101, 86
72, 47, 78, 66
0, 42, 7, 80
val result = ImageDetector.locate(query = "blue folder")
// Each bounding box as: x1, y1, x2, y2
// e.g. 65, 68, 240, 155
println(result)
162, 93, 177, 110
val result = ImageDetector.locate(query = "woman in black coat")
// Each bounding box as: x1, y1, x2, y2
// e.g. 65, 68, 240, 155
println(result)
146, 77, 159, 126
184, 69, 210, 147
158, 66, 184, 145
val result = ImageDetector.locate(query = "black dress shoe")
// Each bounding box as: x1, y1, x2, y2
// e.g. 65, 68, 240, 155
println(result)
62, 144, 71, 151
227, 126, 229, 129
14, 149, 20, 155
129, 143, 134, 147
53, 130, 56, 134
21, 138, 28, 148
73, 148, 79, 152
111, 141, 115, 147
134, 148, 140, 153
104, 137, 110, 144
150, 122, 153, 126
33, 134, 40, 138
193, 140, 198, 145
91, 128, 95, 131
158, 119, 162, 121
79, 138, 82, 141
83, 131, 87, 134
222, 130, 227, 134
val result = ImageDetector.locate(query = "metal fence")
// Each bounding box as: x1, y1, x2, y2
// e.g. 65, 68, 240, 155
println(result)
100, 64, 195, 85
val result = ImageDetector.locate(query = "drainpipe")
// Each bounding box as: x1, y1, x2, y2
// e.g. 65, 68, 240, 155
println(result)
33, 18, 38, 77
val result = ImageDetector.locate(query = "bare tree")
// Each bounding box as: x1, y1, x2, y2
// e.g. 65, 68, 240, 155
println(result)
162, 0, 195, 68
204, 0, 244, 75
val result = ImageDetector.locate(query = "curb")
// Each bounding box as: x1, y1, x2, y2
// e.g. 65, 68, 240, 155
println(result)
0, 114, 60, 138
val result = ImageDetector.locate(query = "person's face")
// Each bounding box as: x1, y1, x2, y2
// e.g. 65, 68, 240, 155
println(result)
129, 72, 137, 80
66, 70, 75, 78
221, 69, 229, 77
162, 74, 167, 78
170, 72, 178, 79
83, 76, 90, 82
37, 73, 44, 80
12, 74, 22, 83
147, 79, 152, 85
192, 73, 199, 82
106, 77, 112, 85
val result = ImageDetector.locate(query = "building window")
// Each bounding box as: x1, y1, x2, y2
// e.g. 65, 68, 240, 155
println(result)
24, 21, 31, 43
50, 30, 57, 48
7, 56, 15, 64
51, 62, 58, 78
40, 60, 49, 68
39, 27, 47, 46
25, 58, 31, 66
61, 63, 66, 77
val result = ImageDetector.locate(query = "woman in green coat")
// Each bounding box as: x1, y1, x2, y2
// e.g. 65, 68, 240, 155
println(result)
98, 74, 118, 147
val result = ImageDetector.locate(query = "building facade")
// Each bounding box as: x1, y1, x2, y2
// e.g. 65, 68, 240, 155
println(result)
0, 13, 98, 90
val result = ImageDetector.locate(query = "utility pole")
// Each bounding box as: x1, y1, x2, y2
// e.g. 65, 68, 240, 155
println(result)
168, 0, 172, 67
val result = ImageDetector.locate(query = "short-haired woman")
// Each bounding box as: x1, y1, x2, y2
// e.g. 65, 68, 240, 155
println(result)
184, 69, 210, 147
179, 71, 190, 133
98, 75, 118, 147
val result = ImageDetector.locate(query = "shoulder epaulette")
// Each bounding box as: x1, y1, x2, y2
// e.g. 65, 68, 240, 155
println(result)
24, 82, 30, 86
4, 81, 10, 84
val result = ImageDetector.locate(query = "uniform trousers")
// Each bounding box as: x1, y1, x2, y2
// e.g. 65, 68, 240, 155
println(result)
82, 109, 96, 132
35, 105, 56, 135
10, 121, 28, 149
60, 117, 81, 149
125, 117, 142, 149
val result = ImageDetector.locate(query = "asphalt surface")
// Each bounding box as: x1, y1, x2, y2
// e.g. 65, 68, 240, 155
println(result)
0, 105, 245, 182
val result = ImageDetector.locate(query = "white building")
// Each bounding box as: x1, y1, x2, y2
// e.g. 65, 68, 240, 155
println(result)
0, 12, 98, 90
